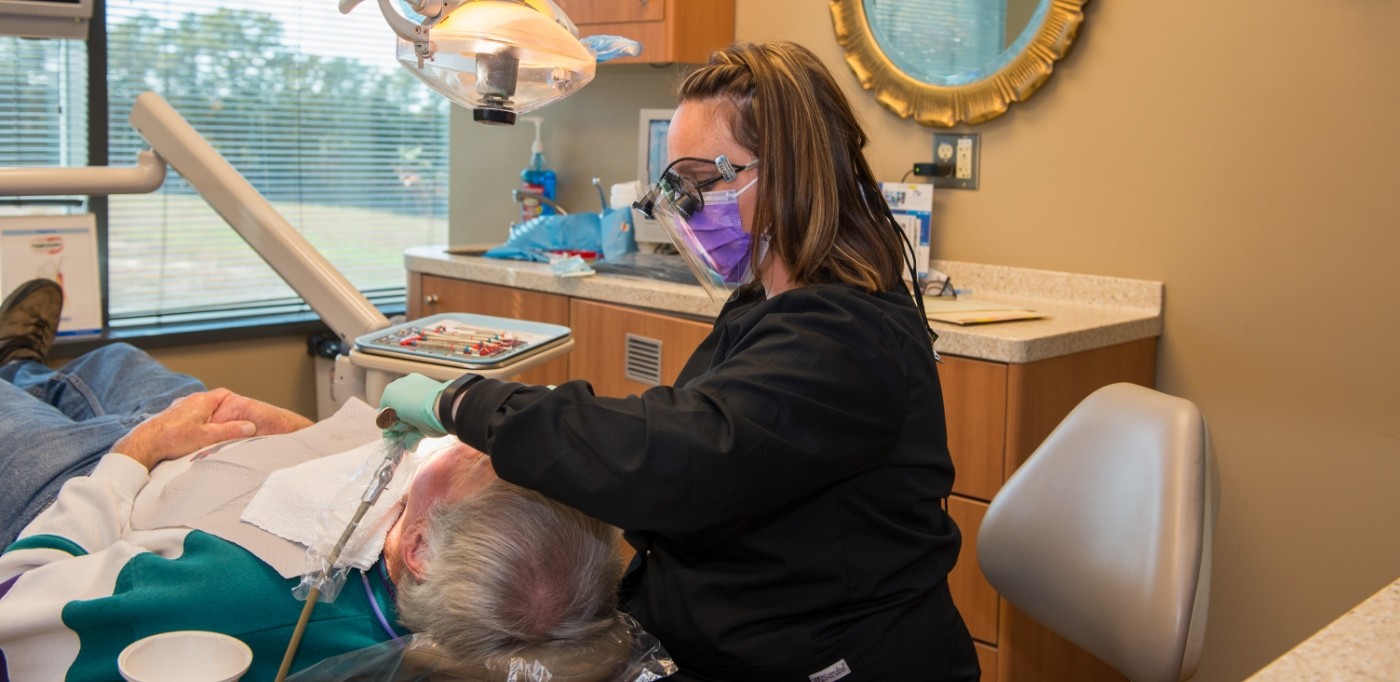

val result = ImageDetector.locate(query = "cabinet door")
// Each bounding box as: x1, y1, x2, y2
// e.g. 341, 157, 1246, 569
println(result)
553, 0, 664, 24
410, 274, 571, 386
938, 355, 1008, 502
554, 0, 734, 64
948, 495, 998, 646
568, 299, 711, 397
1004, 338, 1157, 476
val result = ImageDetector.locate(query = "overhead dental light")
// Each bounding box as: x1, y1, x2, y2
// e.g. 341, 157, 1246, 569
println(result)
340, 0, 614, 125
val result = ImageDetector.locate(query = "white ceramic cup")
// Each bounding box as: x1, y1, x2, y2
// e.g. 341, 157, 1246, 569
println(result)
117, 630, 253, 682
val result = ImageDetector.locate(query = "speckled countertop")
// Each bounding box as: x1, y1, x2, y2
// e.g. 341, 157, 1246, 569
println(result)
405, 247, 1163, 364
1246, 577, 1400, 681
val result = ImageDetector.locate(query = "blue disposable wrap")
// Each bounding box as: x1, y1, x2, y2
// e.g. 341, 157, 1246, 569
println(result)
583, 35, 643, 62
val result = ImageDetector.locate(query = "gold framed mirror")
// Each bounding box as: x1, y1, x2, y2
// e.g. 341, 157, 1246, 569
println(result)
829, 0, 1088, 127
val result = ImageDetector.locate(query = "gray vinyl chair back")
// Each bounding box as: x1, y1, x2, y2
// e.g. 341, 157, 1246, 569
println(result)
977, 383, 1219, 682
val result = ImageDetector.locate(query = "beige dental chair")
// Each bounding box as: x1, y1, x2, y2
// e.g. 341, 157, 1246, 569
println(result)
977, 383, 1219, 682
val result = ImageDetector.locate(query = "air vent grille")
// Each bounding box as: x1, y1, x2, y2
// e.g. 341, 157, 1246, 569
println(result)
624, 333, 663, 386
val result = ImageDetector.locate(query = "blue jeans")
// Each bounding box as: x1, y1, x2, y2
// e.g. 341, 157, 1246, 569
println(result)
0, 343, 205, 548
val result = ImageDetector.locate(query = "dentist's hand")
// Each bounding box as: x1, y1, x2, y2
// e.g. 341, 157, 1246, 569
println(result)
379, 374, 450, 444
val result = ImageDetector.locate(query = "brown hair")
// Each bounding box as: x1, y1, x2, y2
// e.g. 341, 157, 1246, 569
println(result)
676, 41, 905, 292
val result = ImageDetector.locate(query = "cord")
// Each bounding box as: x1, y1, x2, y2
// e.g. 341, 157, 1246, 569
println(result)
872, 184, 938, 347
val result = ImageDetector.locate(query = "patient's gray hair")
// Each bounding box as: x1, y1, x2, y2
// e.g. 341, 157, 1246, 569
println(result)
395, 480, 624, 661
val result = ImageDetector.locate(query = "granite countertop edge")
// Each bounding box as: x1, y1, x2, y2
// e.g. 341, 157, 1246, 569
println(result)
406, 247, 1164, 364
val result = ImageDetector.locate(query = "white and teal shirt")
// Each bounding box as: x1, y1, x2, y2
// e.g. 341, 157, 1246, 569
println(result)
0, 452, 408, 681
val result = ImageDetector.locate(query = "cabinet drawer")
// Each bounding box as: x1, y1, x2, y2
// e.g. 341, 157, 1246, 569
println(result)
974, 642, 998, 682
939, 355, 1008, 501
948, 495, 998, 646
568, 299, 711, 397
410, 274, 571, 386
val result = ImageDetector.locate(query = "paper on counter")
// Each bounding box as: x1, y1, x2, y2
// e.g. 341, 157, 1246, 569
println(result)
922, 296, 1043, 325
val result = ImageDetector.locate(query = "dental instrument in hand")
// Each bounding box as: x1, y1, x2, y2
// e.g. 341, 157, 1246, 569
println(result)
274, 407, 410, 682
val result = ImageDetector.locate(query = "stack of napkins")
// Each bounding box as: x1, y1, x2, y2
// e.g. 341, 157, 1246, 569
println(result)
923, 296, 1043, 325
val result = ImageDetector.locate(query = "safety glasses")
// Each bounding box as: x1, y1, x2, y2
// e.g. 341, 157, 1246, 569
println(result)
632, 155, 760, 220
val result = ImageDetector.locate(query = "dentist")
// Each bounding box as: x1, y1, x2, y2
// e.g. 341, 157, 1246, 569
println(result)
381, 41, 978, 682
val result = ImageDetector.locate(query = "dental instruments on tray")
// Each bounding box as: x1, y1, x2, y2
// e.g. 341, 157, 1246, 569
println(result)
376, 322, 529, 360
353, 312, 572, 372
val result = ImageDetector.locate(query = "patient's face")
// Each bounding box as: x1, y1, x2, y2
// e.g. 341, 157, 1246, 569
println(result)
386, 443, 499, 584
402, 443, 498, 524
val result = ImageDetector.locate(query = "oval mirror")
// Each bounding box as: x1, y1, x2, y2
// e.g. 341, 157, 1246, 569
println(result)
829, 0, 1088, 127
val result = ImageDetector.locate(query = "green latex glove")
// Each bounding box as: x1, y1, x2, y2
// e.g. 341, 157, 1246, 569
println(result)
382, 421, 426, 453
380, 374, 449, 442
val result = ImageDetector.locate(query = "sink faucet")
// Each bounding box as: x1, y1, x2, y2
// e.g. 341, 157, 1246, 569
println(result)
512, 189, 568, 215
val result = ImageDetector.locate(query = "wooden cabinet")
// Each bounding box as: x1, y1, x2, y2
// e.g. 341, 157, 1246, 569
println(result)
939, 337, 1158, 682
568, 299, 712, 397
410, 274, 572, 387
553, 0, 735, 64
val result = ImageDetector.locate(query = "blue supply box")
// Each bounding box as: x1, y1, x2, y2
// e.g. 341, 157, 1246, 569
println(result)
880, 182, 933, 284
355, 313, 570, 369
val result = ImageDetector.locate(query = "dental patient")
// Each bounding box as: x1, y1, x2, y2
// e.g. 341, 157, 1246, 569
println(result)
0, 280, 624, 681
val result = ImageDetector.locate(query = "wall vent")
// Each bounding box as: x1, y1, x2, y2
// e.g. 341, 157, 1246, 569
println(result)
624, 333, 663, 386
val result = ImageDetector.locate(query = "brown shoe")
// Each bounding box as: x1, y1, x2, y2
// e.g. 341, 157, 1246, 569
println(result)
0, 279, 64, 365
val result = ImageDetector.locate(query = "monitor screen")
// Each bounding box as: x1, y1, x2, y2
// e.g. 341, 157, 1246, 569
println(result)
637, 108, 675, 188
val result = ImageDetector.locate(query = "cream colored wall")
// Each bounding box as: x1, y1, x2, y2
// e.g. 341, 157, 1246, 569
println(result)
145, 334, 318, 418
736, 1, 1400, 680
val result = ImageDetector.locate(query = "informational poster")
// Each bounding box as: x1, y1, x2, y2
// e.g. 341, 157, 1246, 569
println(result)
881, 182, 934, 285
0, 214, 102, 338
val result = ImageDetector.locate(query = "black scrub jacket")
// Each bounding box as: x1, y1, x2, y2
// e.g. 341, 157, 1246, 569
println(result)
448, 282, 979, 681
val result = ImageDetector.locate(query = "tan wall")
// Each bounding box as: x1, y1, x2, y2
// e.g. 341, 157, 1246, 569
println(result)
735, 1, 1400, 680
145, 334, 318, 418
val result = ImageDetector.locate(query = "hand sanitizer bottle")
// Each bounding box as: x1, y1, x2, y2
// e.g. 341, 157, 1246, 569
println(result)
519, 117, 557, 222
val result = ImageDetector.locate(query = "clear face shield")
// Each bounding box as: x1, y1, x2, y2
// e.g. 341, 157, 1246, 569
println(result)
632, 155, 761, 301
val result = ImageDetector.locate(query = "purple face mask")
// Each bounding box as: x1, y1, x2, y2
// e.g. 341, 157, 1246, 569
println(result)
687, 178, 758, 283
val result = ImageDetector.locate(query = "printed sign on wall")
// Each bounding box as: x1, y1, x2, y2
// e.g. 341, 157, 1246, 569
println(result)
881, 182, 934, 286
1, 214, 102, 338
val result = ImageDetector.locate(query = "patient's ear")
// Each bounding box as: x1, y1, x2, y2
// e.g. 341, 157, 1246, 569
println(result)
402, 522, 430, 582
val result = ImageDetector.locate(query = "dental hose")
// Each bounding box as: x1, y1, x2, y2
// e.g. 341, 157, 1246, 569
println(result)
273, 408, 408, 682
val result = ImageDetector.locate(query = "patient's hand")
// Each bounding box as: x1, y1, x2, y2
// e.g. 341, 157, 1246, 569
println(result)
209, 393, 313, 436
112, 389, 261, 470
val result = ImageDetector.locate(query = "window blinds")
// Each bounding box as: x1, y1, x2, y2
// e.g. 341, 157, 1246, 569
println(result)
0, 36, 88, 187
104, 0, 449, 325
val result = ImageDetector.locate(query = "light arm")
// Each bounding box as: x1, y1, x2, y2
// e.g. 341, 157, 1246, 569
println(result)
0, 150, 165, 196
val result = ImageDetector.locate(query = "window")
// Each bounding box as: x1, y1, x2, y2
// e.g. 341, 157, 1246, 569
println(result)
0, 35, 88, 189
104, 0, 449, 326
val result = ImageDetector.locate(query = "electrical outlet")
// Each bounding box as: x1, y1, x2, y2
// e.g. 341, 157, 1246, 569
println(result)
956, 138, 974, 179
931, 133, 980, 189
936, 141, 955, 163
